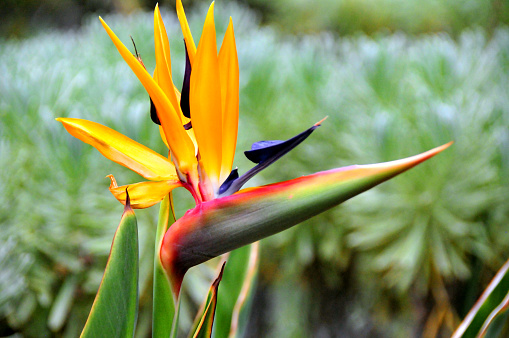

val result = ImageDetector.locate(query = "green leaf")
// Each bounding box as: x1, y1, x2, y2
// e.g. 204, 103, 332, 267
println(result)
214, 243, 259, 338
170, 295, 182, 338
188, 263, 226, 338
153, 194, 177, 337
81, 197, 138, 338
453, 259, 509, 338
228, 245, 259, 338
48, 275, 77, 332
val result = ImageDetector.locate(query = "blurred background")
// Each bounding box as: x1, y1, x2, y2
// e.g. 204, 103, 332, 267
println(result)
1, 0, 509, 337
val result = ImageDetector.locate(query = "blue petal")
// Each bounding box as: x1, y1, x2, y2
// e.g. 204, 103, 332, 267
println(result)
218, 118, 326, 197
180, 40, 192, 119
244, 123, 318, 164
218, 168, 239, 194
150, 98, 161, 125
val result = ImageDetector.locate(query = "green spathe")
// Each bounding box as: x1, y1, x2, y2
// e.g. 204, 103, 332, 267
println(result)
160, 143, 451, 293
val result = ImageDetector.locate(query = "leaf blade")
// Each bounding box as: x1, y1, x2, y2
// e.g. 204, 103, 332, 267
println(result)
453, 258, 509, 338
81, 199, 138, 338
213, 243, 259, 338
189, 263, 226, 338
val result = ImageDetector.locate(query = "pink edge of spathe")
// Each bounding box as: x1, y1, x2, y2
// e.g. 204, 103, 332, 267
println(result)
160, 141, 453, 296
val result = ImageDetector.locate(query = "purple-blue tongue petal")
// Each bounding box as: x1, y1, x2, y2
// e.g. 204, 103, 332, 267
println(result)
244, 121, 321, 164
151, 41, 191, 126
245, 140, 285, 163
218, 118, 326, 196
150, 99, 161, 125
180, 41, 192, 119
218, 168, 239, 195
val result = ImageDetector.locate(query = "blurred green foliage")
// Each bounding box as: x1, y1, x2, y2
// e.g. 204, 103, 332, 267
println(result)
2, 0, 509, 38
1, 2, 508, 337
249, 0, 509, 36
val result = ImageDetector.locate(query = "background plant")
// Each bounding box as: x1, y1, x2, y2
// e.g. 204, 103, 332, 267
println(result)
1, 2, 508, 336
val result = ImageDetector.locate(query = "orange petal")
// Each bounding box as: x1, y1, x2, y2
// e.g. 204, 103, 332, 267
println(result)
158, 125, 170, 149
108, 175, 181, 209
218, 18, 239, 181
190, 2, 223, 188
154, 5, 182, 120
99, 17, 197, 176
57, 118, 176, 181
176, 0, 197, 64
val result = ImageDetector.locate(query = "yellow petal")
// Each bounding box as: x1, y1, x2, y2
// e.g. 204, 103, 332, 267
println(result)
108, 175, 181, 209
99, 17, 197, 176
154, 5, 182, 120
57, 118, 176, 181
190, 2, 223, 188
176, 0, 197, 64
218, 18, 239, 181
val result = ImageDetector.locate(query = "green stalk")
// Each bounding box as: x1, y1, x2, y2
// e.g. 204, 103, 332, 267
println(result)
152, 194, 176, 337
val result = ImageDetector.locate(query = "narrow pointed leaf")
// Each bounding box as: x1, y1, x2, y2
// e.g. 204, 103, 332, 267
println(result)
153, 195, 177, 337
57, 118, 176, 181
170, 295, 182, 338
189, 263, 225, 338
81, 196, 138, 338
213, 243, 259, 338
453, 258, 509, 338
229, 243, 259, 338
160, 143, 452, 289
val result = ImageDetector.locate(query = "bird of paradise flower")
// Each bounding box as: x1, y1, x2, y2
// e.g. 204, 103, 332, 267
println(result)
57, 0, 451, 300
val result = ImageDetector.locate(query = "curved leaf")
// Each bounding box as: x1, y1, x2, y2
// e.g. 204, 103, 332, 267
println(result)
453, 258, 509, 338
48, 275, 78, 332
188, 263, 225, 338
81, 197, 138, 338
213, 243, 259, 338
228, 243, 259, 338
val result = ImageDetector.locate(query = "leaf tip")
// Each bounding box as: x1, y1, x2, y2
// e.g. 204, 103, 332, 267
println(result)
213, 262, 226, 288
124, 189, 134, 214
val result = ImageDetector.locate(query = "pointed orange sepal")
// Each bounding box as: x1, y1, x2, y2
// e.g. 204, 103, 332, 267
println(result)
57, 118, 177, 181
218, 17, 239, 182
108, 175, 182, 209
189, 2, 223, 190
154, 5, 182, 119
176, 0, 197, 64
